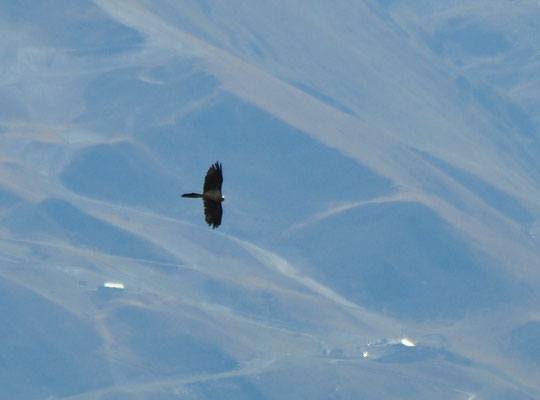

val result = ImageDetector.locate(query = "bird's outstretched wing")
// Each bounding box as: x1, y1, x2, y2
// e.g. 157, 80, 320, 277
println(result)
203, 162, 223, 193
203, 199, 222, 228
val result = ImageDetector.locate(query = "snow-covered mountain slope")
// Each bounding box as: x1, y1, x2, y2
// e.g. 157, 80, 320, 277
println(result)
0, 1, 539, 398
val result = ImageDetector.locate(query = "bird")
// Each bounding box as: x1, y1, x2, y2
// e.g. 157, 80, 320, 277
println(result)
181, 162, 224, 229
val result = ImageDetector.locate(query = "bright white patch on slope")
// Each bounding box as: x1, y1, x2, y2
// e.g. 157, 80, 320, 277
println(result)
401, 338, 415, 347
103, 282, 125, 289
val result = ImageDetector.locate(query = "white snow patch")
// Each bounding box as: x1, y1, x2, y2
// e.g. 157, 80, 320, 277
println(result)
103, 282, 125, 289
400, 338, 415, 347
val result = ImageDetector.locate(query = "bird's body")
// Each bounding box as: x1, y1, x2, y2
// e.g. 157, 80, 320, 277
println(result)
181, 162, 224, 228
202, 189, 224, 202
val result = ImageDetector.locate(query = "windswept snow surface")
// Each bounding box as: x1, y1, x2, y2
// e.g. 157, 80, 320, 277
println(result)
0, 1, 539, 398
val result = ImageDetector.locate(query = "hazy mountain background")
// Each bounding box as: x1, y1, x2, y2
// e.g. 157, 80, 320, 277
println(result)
1, 1, 539, 399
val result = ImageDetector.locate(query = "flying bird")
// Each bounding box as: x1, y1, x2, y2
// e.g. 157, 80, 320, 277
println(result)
181, 162, 224, 228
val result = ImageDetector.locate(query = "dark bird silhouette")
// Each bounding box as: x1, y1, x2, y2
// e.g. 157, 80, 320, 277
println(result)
182, 162, 224, 229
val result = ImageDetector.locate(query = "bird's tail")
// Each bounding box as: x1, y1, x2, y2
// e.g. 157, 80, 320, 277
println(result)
181, 193, 202, 198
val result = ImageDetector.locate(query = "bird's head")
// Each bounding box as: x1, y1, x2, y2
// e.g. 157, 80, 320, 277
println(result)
221, 195, 225, 201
